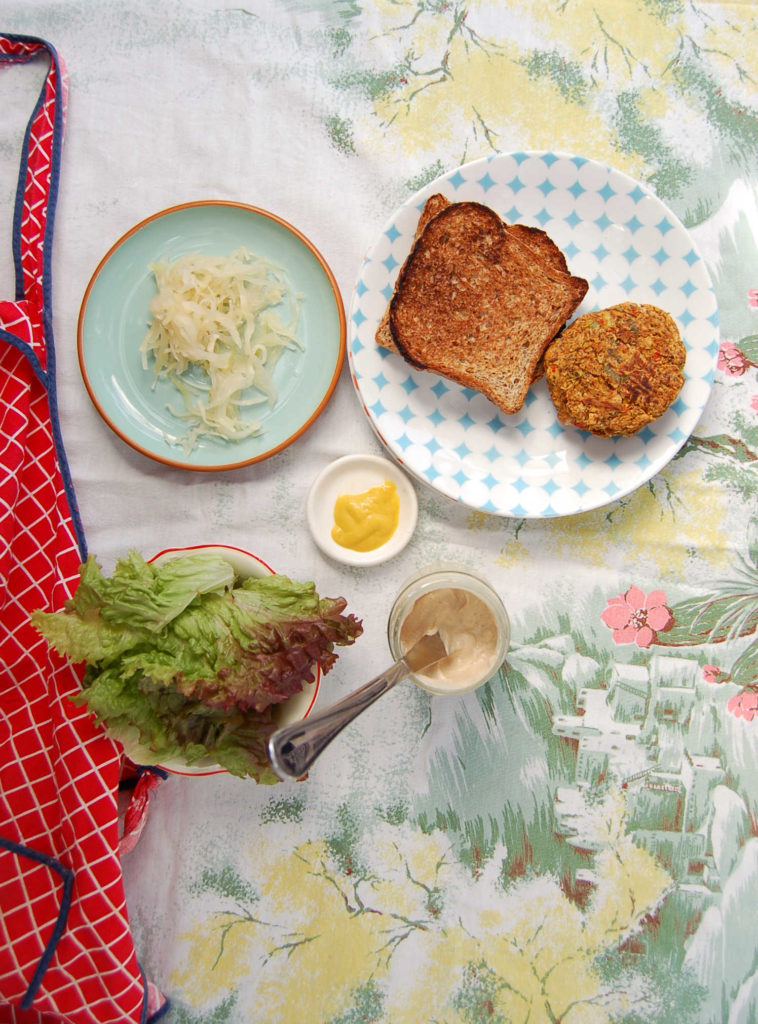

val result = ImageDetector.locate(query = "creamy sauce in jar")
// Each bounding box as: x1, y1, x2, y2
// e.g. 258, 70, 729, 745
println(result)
331, 479, 399, 553
398, 587, 500, 691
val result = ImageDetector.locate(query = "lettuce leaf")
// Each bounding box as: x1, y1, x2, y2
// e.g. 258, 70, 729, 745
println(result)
31, 551, 362, 781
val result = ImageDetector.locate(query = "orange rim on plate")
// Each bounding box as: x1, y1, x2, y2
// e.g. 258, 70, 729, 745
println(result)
78, 201, 346, 471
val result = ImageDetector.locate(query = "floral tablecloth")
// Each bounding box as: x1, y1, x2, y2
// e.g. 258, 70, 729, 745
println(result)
2, 2, 757, 1022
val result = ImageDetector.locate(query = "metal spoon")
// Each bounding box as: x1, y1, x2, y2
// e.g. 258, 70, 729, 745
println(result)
267, 631, 447, 782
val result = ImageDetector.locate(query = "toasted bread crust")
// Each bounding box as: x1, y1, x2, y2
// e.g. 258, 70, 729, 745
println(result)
376, 193, 450, 353
387, 201, 588, 414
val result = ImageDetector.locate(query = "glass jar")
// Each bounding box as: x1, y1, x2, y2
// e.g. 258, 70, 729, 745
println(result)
387, 563, 510, 695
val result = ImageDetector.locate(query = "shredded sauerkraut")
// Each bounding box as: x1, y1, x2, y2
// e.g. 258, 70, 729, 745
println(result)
140, 247, 302, 452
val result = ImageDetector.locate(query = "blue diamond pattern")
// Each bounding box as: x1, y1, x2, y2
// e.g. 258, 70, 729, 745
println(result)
349, 152, 719, 519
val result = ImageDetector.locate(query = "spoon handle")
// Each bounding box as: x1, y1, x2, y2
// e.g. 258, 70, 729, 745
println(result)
267, 658, 411, 781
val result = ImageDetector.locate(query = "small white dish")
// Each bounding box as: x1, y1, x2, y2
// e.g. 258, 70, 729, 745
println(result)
307, 454, 418, 566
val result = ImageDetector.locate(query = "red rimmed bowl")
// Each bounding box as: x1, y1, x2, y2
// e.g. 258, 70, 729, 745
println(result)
114, 543, 320, 776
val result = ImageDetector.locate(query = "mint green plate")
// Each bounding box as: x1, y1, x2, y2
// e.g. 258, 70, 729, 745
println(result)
78, 201, 345, 470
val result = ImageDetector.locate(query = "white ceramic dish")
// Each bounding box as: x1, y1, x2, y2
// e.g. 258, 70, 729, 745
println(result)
306, 454, 418, 566
115, 544, 320, 776
347, 151, 719, 518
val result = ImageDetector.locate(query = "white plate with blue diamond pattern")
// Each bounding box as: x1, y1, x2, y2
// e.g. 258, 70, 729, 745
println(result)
347, 151, 719, 518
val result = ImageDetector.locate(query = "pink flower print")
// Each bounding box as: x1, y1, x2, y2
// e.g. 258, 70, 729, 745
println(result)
703, 664, 724, 684
718, 343, 749, 377
601, 586, 674, 647
749, 288, 758, 309
751, 395, 758, 415
727, 689, 758, 721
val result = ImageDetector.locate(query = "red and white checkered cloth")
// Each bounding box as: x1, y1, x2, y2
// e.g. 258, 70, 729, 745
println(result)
0, 34, 165, 1024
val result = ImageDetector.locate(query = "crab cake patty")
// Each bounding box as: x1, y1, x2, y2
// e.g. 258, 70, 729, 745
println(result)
544, 302, 686, 437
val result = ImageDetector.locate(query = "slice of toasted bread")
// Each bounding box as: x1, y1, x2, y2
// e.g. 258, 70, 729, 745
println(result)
387, 201, 588, 415
376, 198, 584, 385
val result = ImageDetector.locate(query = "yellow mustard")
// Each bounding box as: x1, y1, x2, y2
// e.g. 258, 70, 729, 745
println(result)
331, 479, 400, 552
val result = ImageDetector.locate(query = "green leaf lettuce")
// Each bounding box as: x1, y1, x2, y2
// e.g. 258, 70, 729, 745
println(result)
31, 551, 363, 781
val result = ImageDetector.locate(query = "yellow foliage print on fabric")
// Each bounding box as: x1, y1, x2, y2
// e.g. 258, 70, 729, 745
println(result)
494, 465, 734, 577
347, 0, 758, 175
171, 801, 670, 1023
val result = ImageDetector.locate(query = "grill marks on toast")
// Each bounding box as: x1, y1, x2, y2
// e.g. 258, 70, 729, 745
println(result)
383, 200, 588, 415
